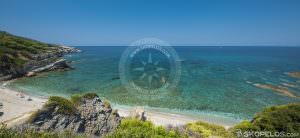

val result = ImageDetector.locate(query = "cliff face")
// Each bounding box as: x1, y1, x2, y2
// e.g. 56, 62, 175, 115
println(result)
18, 95, 121, 137
0, 31, 80, 81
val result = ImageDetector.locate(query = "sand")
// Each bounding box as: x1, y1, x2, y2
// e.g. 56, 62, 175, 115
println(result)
115, 105, 238, 129
0, 87, 47, 127
0, 85, 236, 129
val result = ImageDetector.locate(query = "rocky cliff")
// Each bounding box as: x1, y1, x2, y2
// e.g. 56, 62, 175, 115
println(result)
17, 94, 121, 137
0, 31, 80, 81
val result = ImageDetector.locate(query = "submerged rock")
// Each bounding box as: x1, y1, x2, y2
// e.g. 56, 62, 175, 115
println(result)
253, 83, 299, 98
111, 77, 120, 80
17, 94, 121, 137
287, 71, 300, 79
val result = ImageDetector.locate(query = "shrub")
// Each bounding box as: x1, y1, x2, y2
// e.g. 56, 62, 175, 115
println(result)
45, 96, 77, 115
252, 103, 300, 132
70, 94, 82, 105
0, 123, 86, 138
105, 118, 184, 138
71, 93, 99, 106
103, 100, 111, 109
231, 103, 300, 137
82, 93, 98, 99
185, 121, 233, 138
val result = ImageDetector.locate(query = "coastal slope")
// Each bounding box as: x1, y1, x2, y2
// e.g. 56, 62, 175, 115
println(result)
0, 31, 79, 81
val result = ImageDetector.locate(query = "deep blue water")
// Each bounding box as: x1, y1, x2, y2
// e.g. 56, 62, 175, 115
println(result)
9, 46, 300, 120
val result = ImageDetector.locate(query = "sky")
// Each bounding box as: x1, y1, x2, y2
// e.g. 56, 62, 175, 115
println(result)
0, 0, 300, 46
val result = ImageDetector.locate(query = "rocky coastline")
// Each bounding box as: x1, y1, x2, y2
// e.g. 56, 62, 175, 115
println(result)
0, 45, 80, 81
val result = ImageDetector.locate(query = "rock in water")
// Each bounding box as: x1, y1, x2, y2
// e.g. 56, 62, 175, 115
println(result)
17, 95, 121, 137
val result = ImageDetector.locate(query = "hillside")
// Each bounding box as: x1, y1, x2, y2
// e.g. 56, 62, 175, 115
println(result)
0, 31, 79, 80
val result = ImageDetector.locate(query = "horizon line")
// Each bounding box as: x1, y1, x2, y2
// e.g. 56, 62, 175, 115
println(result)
70, 45, 300, 47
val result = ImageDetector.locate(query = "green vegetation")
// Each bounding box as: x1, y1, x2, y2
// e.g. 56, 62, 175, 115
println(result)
46, 93, 102, 115
71, 93, 99, 106
98, 102, 300, 138
185, 121, 233, 138
0, 123, 86, 138
106, 118, 231, 138
82, 93, 98, 99
103, 100, 111, 108
231, 120, 258, 132
0, 31, 58, 75
45, 96, 77, 115
70, 94, 83, 105
30, 93, 101, 120
231, 103, 300, 136
4, 92, 299, 138
105, 118, 184, 138
71, 92, 111, 109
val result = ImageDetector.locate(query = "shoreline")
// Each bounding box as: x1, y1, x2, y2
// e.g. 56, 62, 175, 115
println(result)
114, 104, 240, 129
0, 86, 47, 127
1, 83, 239, 129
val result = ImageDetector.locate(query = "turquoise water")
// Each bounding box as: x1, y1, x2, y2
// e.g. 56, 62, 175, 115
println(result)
8, 46, 300, 120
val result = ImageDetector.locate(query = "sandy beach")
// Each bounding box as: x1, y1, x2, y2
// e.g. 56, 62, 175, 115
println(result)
115, 105, 237, 129
0, 86, 47, 127
0, 83, 236, 129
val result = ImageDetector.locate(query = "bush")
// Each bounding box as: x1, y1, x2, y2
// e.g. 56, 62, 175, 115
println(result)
0, 123, 86, 138
105, 118, 184, 138
185, 121, 233, 138
82, 93, 98, 99
103, 100, 111, 109
231, 103, 300, 137
252, 103, 300, 132
70, 94, 82, 105
45, 96, 77, 115
231, 120, 258, 131
71, 93, 99, 105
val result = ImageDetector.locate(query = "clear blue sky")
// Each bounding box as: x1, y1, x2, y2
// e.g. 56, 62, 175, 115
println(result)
0, 0, 300, 46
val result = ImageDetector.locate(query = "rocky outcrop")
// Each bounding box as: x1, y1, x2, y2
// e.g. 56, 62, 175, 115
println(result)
17, 95, 121, 137
0, 46, 80, 81
25, 59, 72, 77
57, 45, 81, 54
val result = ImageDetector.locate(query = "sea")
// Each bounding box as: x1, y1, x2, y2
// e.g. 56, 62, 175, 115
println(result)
7, 46, 300, 124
